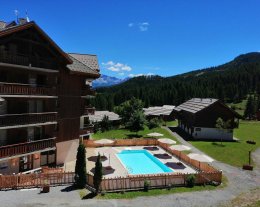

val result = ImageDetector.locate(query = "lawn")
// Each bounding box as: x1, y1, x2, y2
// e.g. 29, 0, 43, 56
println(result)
92, 125, 178, 142
228, 99, 247, 116
190, 121, 260, 167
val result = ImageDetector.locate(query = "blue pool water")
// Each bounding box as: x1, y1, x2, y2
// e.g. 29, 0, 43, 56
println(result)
117, 150, 173, 175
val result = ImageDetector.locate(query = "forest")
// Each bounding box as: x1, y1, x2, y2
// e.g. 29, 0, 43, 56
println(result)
91, 52, 260, 113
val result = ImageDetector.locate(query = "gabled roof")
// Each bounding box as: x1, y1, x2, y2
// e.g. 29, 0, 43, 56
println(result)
0, 21, 72, 64
174, 98, 219, 114
67, 54, 100, 77
174, 98, 241, 118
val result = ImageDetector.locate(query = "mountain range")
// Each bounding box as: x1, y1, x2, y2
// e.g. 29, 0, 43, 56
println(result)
91, 52, 260, 110
92, 74, 129, 88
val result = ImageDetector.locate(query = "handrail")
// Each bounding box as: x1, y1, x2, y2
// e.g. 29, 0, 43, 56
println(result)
0, 137, 56, 149
0, 112, 57, 118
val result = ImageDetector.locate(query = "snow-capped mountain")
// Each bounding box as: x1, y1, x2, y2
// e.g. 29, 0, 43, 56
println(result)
92, 74, 129, 88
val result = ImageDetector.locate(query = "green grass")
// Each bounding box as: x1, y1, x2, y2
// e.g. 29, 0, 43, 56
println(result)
228, 99, 247, 116
97, 176, 227, 199
190, 121, 260, 167
165, 120, 178, 127
92, 126, 177, 142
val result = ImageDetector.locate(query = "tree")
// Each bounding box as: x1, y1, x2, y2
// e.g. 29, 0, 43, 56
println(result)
93, 154, 103, 194
244, 95, 256, 119
215, 118, 232, 146
147, 118, 161, 129
115, 97, 144, 126
100, 115, 110, 132
74, 142, 87, 188
126, 110, 146, 134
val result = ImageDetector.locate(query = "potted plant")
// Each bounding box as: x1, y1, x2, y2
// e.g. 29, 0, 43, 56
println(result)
42, 180, 50, 193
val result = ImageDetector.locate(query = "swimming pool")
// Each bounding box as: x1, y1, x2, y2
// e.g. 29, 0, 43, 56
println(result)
117, 150, 173, 175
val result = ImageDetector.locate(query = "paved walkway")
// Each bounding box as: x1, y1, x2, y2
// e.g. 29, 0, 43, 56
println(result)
0, 127, 259, 207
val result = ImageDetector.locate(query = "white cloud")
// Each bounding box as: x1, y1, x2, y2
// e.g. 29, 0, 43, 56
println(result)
138, 22, 149, 31
128, 23, 134, 27
102, 61, 132, 73
128, 22, 150, 32
118, 72, 125, 76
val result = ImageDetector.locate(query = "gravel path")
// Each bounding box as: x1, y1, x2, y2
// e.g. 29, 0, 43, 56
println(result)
0, 127, 259, 207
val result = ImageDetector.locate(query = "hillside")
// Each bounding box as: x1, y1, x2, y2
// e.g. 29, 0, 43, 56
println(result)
92, 52, 260, 110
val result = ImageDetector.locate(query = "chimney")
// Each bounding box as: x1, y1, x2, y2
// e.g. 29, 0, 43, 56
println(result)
18, 18, 27, 25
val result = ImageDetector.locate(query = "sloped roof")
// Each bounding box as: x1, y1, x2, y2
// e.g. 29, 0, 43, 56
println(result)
144, 105, 175, 116
88, 111, 120, 122
0, 21, 72, 64
67, 54, 100, 77
174, 98, 218, 114
68, 53, 99, 71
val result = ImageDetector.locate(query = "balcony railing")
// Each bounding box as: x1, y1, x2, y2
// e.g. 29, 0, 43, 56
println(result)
0, 51, 58, 70
82, 86, 96, 96
83, 106, 95, 115
80, 125, 94, 135
0, 137, 56, 159
0, 82, 56, 96
0, 112, 57, 128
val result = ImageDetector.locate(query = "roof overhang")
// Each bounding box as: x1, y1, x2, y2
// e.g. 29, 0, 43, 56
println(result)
0, 21, 72, 65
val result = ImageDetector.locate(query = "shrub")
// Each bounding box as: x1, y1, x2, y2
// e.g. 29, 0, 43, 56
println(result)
186, 174, 195, 187
74, 143, 87, 188
93, 154, 103, 194
144, 179, 150, 192
148, 118, 161, 129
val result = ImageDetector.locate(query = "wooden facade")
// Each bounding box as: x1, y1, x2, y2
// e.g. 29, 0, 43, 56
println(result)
0, 20, 100, 174
173, 98, 241, 140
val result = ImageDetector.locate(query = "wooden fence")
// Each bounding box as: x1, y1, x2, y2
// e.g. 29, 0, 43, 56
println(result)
86, 171, 222, 192
0, 172, 74, 190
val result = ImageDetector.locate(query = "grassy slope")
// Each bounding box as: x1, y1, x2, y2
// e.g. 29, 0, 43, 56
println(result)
228, 99, 247, 116
190, 121, 260, 167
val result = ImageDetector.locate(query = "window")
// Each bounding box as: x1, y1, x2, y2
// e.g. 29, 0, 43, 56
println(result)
40, 150, 56, 166
0, 161, 8, 170
195, 128, 201, 131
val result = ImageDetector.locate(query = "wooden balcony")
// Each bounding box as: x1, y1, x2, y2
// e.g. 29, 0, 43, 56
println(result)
0, 112, 57, 128
0, 82, 56, 96
82, 86, 96, 96
80, 125, 94, 135
0, 138, 56, 159
83, 106, 95, 115
0, 51, 58, 70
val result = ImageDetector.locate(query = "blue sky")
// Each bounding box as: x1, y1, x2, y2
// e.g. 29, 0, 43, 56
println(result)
1, 0, 260, 78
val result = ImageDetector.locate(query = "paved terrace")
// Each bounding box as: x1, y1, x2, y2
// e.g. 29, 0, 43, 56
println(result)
64, 146, 197, 178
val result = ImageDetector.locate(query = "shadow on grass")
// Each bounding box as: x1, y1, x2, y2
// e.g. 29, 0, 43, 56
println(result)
212, 142, 226, 147
60, 185, 76, 192
126, 134, 142, 138
82, 192, 97, 199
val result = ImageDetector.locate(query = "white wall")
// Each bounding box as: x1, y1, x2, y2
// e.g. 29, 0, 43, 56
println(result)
193, 127, 233, 140
56, 139, 79, 165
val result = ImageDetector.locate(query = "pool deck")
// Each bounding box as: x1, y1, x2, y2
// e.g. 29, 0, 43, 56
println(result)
72, 146, 197, 178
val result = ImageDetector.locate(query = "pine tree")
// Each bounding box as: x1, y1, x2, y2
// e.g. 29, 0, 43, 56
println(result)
93, 154, 103, 194
75, 142, 87, 188
244, 95, 255, 119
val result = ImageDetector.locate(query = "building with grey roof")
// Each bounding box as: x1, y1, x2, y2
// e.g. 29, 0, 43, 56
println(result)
173, 98, 241, 140
143, 105, 175, 121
